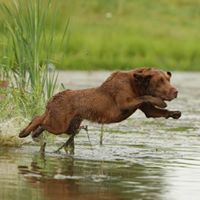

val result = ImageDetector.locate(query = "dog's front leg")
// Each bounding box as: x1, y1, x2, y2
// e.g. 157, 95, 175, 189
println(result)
137, 95, 167, 108
140, 103, 181, 119
117, 95, 166, 111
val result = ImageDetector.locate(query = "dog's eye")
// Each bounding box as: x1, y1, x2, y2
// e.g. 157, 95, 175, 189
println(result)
160, 78, 164, 83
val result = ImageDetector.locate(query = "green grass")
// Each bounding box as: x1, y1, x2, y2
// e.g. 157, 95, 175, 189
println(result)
0, 0, 67, 117
1, 0, 199, 70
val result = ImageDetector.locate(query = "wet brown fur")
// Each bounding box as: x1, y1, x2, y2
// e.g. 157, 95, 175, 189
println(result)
19, 68, 181, 138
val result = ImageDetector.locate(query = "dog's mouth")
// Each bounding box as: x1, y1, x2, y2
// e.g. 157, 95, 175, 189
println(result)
155, 95, 176, 109
161, 96, 175, 102
161, 97, 171, 101
160, 91, 178, 102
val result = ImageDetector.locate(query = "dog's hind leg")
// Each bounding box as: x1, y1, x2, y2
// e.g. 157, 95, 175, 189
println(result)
63, 126, 88, 155
19, 115, 45, 138
54, 132, 76, 154
54, 125, 89, 154
54, 117, 83, 154
31, 126, 47, 154
31, 126, 45, 139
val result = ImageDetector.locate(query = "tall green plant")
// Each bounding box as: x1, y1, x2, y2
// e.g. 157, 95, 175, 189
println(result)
0, 0, 69, 117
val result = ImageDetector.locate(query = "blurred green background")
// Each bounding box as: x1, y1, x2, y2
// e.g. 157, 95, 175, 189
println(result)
1, 0, 200, 71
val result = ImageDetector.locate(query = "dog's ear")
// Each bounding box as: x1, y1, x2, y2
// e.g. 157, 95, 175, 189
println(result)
134, 73, 152, 87
167, 71, 172, 77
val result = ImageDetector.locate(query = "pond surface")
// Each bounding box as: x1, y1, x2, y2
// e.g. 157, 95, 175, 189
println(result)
1, 71, 200, 200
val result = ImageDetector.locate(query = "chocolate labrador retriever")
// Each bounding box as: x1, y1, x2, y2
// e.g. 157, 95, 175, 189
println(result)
19, 68, 181, 152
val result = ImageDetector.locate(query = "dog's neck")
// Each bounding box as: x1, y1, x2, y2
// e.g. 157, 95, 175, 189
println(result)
132, 78, 151, 97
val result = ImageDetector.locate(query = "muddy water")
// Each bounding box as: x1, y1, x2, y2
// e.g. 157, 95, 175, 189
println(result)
1, 71, 200, 200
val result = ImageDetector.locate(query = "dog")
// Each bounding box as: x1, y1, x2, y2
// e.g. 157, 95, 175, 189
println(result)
19, 68, 181, 152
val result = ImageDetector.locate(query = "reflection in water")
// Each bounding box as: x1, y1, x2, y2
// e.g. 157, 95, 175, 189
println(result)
0, 150, 167, 200
1, 146, 200, 200
18, 154, 123, 200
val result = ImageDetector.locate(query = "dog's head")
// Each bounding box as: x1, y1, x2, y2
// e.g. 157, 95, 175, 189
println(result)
133, 68, 178, 101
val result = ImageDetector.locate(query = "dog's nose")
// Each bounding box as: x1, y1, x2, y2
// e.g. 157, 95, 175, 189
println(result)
172, 88, 178, 98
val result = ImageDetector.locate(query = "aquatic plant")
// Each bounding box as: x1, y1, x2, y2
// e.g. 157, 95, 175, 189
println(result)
0, 0, 69, 146
0, 0, 69, 117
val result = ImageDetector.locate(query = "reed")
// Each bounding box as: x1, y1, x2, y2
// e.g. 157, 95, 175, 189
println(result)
0, 0, 68, 117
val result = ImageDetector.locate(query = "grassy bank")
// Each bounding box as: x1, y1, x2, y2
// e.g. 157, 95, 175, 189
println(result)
1, 0, 200, 71
62, 0, 200, 71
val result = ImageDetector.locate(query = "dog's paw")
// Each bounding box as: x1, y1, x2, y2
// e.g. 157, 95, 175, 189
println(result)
153, 98, 167, 108
149, 97, 167, 108
19, 130, 29, 138
159, 100, 167, 108
170, 111, 181, 119
140, 96, 167, 108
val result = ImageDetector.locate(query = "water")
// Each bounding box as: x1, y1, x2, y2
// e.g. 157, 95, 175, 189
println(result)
1, 71, 200, 200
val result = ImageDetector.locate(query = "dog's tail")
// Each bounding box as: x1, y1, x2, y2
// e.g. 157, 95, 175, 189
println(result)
19, 114, 45, 138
